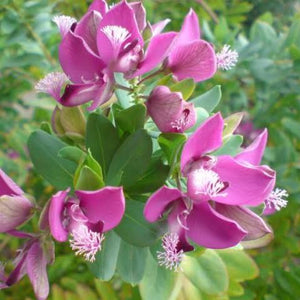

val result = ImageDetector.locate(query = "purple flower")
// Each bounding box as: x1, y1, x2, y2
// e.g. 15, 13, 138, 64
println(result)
48, 186, 125, 262
0, 169, 33, 233
0, 236, 53, 300
164, 9, 217, 82
146, 86, 196, 133
37, 0, 176, 110
144, 113, 276, 255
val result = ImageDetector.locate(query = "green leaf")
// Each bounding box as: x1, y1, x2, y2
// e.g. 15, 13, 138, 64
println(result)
86, 113, 120, 177
282, 118, 300, 139
223, 112, 244, 139
114, 73, 134, 108
89, 231, 121, 281
126, 156, 170, 193
75, 166, 104, 191
186, 107, 210, 133
58, 146, 86, 164
139, 251, 176, 300
182, 249, 228, 295
190, 86, 222, 113
158, 133, 186, 171
116, 239, 148, 284
170, 78, 195, 100
106, 129, 152, 187
28, 130, 77, 190
115, 199, 163, 247
115, 104, 146, 133
217, 249, 259, 281
94, 280, 118, 300
213, 135, 243, 156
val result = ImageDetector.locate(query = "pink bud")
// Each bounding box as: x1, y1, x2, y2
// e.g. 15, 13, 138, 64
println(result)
0, 170, 33, 233
147, 86, 196, 133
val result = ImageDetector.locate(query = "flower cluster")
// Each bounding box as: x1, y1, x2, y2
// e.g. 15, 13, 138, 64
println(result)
1, 0, 288, 298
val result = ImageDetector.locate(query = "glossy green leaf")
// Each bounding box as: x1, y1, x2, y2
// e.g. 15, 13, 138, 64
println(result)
106, 129, 152, 187
89, 231, 121, 281
58, 146, 86, 164
115, 104, 146, 133
182, 249, 228, 295
114, 199, 163, 247
116, 240, 148, 284
190, 85, 222, 112
86, 113, 120, 177
28, 130, 77, 190
158, 133, 186, 171
126, 156, 170, 193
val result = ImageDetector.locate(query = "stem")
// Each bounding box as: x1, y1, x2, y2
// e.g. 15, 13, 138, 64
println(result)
137, 68, 164, 85
195, 0, 219, 24
115, 84, 134, 92
175, 172, 182, 191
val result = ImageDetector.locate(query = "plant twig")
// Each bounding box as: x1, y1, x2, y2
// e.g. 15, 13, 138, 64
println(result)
195, 0, 219, 24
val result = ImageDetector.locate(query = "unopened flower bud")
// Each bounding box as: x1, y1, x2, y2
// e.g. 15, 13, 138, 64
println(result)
147, 86, 196, 133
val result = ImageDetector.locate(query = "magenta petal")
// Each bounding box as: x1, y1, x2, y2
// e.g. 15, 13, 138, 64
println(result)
26, 242, 49, 300
48, 189, 69, 242
0, 195, 33, 233
186, 202, 247, 249
59, 83, 102, 107
167, 201, 194, 252
132, 32, 177, 77
129, 2, 146, 32
151, 19, 171, 36
74, 10, 102, 54
59, 29, 105, 84
176, 9, 200, 47
235, 129, 268, 165
76, 186, 125, 232
168, 40, 216, 82
86, 79, 114, 111
0, 169, 24, 197
6, 250, 27, 286
98, 1, 143, 46
88, 0, 108, 16
215, 204, 273, 248
213, 156, 276, 206
181, 113, 224, 172
144, 186, 184, 222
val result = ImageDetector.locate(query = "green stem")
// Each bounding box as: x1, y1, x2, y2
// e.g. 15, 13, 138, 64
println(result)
115, 84, 134, 92
137, 68, 164, 85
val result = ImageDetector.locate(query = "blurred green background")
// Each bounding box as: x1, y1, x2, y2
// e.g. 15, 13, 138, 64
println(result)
0, 0, 299, 299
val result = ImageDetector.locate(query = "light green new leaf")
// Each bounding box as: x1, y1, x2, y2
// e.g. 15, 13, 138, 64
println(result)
170, 78, 196, 100
182, 249, 228, 295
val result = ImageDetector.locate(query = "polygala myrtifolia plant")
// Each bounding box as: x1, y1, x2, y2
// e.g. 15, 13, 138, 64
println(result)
0, 0, 289, 299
